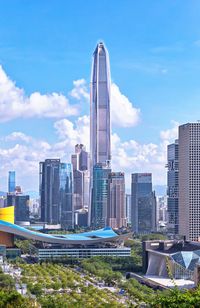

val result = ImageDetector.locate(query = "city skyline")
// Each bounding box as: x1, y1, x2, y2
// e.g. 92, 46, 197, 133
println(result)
0, 1, 200, 192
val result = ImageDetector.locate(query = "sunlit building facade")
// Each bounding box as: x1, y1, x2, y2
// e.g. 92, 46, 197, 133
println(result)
107, 172, 127, 229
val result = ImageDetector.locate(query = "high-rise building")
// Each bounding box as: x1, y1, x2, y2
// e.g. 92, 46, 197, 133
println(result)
40, 159, 61, 225
8, 171, 15, 193
39, 159, 74, 229
107, 172, 127, 229
131, 173, 156, 234
126, 194, 131, 225
91, 163, 111, 228
90, 42, 111, 226
71, 144, 89, 212
60, 163, 74, 229
167, 140, 179, 234
179, 123, 200, 241
7, 193, 30, 225
90, 42, 111, 169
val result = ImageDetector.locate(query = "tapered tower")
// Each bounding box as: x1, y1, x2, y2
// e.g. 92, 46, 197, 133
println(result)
90, 42, 111, 169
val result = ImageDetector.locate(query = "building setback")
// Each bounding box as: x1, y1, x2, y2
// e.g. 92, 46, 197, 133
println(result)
167, 140, 179, 234
179, 123, 200, 241
131, 173, 156, 234
107, 172, 127, 229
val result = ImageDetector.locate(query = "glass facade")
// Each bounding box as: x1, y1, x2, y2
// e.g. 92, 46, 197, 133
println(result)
40, 159, 60, 225
8, 171, 15, 193
91, 164, 111, 228
167, 140, 179, 234
7, 194, 30, 223
90, 42, 111, 168
131, 173, 156, 233
60, 163, 74, 229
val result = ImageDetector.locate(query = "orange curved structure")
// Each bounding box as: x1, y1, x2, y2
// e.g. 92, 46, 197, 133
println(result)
0, 206, 15, 247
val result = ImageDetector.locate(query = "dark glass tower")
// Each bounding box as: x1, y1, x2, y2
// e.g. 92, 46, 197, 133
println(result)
60, 163, 74, 229
40, 159, 61, 225
91, 163, 111, 228
131, 173, 156, 234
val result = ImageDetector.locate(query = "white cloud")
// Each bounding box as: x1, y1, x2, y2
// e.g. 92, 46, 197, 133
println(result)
54, 115, 90, 149
70, 78, 140, 127
69, 79, 90, 101
111, 83, 140, 127
0, 121, 178, 192
0, 65, 78, 122
111, 121, 179, 188
160, 121, 179, 142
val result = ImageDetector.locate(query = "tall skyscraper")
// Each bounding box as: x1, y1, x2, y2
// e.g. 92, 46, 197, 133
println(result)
40, 159, 61, 225
167, 140, 179, 234
71, 144, 89, 212
90, 42, 111, 169
179, 123, 200, 241
90, 42, 111, 226
126, 194, 131, 225
8, 171, 15, 193
131, 173, 156, 234
39, 159, 74, 229
107, 172, 127, 229
91, 163, 111, 228
60, 163, 74, 229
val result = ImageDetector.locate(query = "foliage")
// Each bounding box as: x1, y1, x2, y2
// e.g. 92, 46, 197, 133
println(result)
15, 239, 32, 254
81, 257, 123, 285
151, 287, 200, 307
140, 233, 168, 241
0, 290, 36, 308
39, 285, 125, 307
0, 272, 15, 290
121, 278, 156, 303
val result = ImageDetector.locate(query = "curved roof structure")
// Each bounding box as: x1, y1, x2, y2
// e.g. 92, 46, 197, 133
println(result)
0, 220, 118, 245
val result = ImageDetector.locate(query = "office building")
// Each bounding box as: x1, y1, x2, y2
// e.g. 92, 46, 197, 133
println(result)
71, 144, 89, 211
126, 194, 131, 225
90, 42, 111, 169
131, 173, 156, 234
40, 159, 74, 229
40, 159, 61, 225
7, 193, 30, 225
90, 42, 111, 226
91, 163, 111, 228
179, 123, 200, 241
8, 171, 15, 193
167, 140, 179, 234
60, 163, 74, 229
107, 172, 127, 229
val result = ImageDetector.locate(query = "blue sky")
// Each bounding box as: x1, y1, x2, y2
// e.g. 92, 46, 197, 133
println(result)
0, 0, 200, 192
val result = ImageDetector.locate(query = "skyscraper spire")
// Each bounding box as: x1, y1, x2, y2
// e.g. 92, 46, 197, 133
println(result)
90, 42, 111, 169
